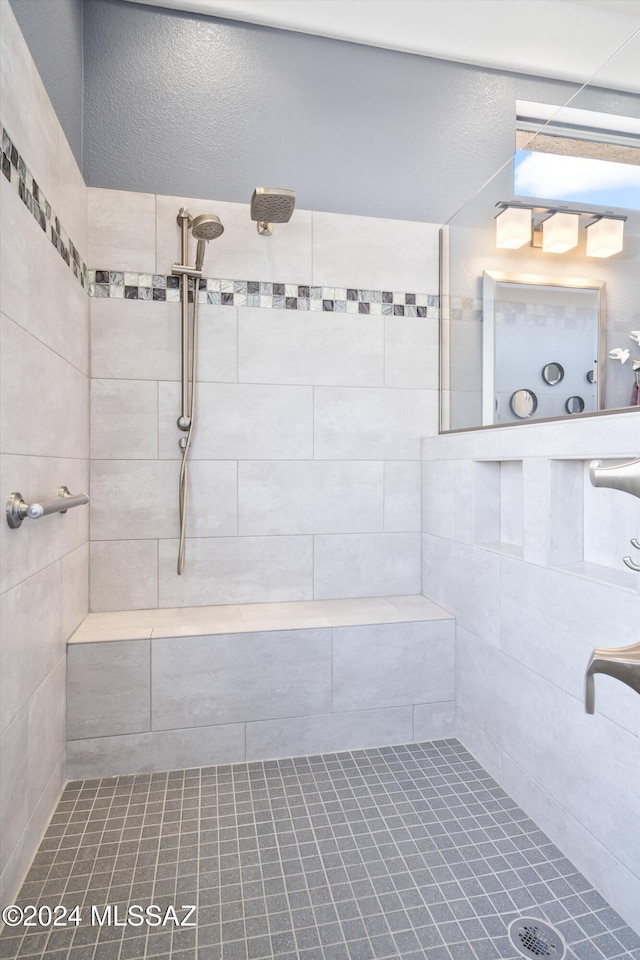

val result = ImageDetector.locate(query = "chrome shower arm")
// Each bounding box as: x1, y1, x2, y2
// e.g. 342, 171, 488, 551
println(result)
589, 458, 640, 499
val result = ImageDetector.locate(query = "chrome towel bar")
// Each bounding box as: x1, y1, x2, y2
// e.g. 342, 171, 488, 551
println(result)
6, 486, 89, 529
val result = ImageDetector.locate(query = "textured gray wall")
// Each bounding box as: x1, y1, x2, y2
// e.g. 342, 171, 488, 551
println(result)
9, 0, 83, 166
81, 0, 602, 222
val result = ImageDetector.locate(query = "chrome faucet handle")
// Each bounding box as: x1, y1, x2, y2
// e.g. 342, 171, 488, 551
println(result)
585, 642, 640, 714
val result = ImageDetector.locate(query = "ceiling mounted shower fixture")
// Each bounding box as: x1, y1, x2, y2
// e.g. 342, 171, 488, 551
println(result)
250, 187, 296, 236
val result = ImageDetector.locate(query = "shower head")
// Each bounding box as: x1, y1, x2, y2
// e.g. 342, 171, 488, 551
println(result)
191, 213, 224, 271
250, 187, 296, 236
191, 213, 224, 241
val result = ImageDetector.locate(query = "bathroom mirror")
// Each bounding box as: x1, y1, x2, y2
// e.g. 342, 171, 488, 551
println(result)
481, 272, 603, 424
510, 389, 538, 418
586, 369, 596, 384
542, 362, 564, 385
565, 395, 586, 414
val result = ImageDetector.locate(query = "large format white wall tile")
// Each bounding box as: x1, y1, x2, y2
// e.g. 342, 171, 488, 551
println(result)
413, 702, 456, 741
68, 640, 150, 740
314, 387, 437, 460
246, 706, 414, 761
0, 454, 30, 593
91, 299, 238, 383
332, 620, 454, 712
422, 460, 456, 539
456, 627, 567, 805
90, 540, 158, 612
88, 188, 156, 272
57, 123, 87, 258
422, 535, 501, 645
91, 460, 237, 540
0, 563, 63, 736
90, 379, 158, 460
385, 318, 439, 389
156, 194, 312, 282
1, 314, 88, 459
158, 381, 313, 460
0, 5, 60, 213
238, 461, 383, 535
0, 707, 28, 874
152, 629, 332, 728
158, 536, 313, 606
384, 461, 421, 532
238, 310, 384, 386
312, 212, 439, 291
62, 543, 89, 640
314, 532, 421, 599
27, 655, 66, 810
67, 723, 246, 779
566, 696, 640, 881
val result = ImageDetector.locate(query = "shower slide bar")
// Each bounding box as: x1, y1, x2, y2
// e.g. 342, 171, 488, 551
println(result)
6, 486, 89, 529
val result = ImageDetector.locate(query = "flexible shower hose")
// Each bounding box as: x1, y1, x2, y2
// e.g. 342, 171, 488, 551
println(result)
177, 290, 199, 575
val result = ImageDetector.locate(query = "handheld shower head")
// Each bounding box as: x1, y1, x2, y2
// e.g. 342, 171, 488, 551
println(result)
191, 213, 224, 271
250, 187, 296, 236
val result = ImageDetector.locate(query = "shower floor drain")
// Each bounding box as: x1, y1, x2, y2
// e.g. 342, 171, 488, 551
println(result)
508, 917, 567, 960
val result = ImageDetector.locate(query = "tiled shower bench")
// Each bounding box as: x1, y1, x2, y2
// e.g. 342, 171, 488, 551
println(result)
67, 595, 455, 778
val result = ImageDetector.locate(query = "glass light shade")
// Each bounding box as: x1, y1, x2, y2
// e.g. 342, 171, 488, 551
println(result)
542, 212, 579, 253
586, 217, 624, 257
496, 206, 531, 248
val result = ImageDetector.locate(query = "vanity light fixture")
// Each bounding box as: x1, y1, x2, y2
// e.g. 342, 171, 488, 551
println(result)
542, 212, 579, 253
585, 216, 625, 258
495, 203, 626, 257
495, 205, 531, 248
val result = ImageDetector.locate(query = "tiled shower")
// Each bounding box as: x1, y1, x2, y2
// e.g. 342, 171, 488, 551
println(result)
1, 1, 639, 957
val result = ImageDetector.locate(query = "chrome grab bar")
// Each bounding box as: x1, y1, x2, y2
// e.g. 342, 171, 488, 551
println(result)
6, 486, 89, 529
585, 642, 640, 714
589, 457, 640, 499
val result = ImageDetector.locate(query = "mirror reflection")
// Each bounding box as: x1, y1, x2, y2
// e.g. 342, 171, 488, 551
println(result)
542, 362, 565, 385
510, 389, 538, 419
439, 35, 640, 432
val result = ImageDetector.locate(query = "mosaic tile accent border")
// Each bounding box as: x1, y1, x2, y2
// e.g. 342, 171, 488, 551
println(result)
1, 123, 87, 289
2, 121, 439, 316
88, 271, 440, 317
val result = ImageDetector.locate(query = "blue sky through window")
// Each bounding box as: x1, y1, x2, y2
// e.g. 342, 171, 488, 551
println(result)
514, 150, 640, 210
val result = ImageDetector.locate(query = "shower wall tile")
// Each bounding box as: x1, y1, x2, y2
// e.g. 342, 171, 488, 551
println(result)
311, 212, 439, 291
88, 187, 156, 273
384, 461, 421, 532
155, 193, 313, 282
158, 536, 314, 607
0, 563, 63, 737
1, 313, 89, 459
0, 454, 30, 594
314, 386, 437, 461
0, 179, 89, 375
384, 316, 439, 389
66, 722, 246, 780
158, 381, 314, 460
152, 628, 332, 729
67, 639, 150, 740
90, 540, 158, 611
332, 620, 455, 712
62, 543, 89, 640
1, 4, 89, 909
412, 701, 456, 741
0, 707, 28, 875
27, 655, 66, 810
91, 459, 237, 540
238, 309, 384, 386
313, 532, 421, 599
90, 378, 158, 460
566, 695, 640, 879
238, 460, 383, 536
91, 299, 238, 382
245, 706, 414, 761
422, 533, 501, 646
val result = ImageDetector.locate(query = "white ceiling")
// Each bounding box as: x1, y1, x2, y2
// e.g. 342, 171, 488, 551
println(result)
127, 0, 640, 92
